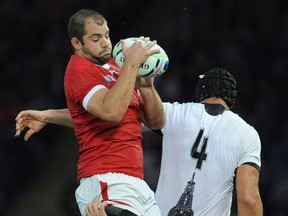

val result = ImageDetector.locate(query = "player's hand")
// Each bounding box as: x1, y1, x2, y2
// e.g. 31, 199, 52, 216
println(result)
85, 201, 108, 216
122, 36, 160, 68
15, 110, 48, 141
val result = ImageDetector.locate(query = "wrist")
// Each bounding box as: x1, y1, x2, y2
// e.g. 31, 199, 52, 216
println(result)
44, 110, 53, 124
138, 86, 156, 100
123, 60, 141, 71
139, 86, 154, 93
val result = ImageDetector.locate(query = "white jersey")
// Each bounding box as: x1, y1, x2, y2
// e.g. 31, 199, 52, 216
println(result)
155, 102, 261, 216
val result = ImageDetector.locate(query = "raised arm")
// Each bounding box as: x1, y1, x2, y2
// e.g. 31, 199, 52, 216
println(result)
85, 37, 161, 124
236, 164, 263, 216
15, 108, 72, 141
137, 77, 165, 130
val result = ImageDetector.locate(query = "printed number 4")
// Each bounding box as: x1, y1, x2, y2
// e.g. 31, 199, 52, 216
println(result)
191, 129, 208, 169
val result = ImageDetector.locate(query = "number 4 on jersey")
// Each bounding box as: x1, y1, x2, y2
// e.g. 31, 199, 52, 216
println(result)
191, 128, 208, 169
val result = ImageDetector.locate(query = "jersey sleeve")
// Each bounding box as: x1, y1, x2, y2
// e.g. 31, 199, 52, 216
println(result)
237, 127, 262, 171
69, 64, 107, 108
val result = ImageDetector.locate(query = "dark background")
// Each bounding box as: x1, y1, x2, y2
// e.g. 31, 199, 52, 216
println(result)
1, 0, 288, 215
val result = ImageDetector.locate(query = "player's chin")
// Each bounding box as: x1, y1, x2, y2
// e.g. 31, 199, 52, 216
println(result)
100, 53, 111, 62
93, 55, 110, 65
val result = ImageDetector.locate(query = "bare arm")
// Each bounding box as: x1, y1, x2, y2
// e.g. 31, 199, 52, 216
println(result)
236, 164, 263, 216
15, 108, 72, 141
137, 77, 165, 130
44, 109, 73, 127
87, 37, 160, 124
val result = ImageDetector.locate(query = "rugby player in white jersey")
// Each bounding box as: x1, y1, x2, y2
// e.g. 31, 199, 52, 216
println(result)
15, 68, 263, 216
155, 68, 263, 215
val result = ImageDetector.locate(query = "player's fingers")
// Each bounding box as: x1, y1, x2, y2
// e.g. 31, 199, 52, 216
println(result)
99, 202, 108, 216
15, 119, 26, 137
15, 116, 23, 128
15, 122, 22, 137
15, 110, 30, 121
24, 129, 35, 141
15, 128, 22, 137
120, 39, 127, 50
85, 203, 92, 216
15, 112, 24, 121
15, 115, 30, 130
145, 40, 160, 55
146, 40, 157, 49
85, 201, 103, 216
136, 36, 150, 45
135, 39, 146, 47
143, 36, 150, 43
97, 202, 102, 211
98, 201, 108, 210
148, 48, 160, 55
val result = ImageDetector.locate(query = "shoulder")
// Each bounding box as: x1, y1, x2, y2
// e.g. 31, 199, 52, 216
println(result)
162, 102, 205, 122
227, 111, 256, 129
225, 111, 260, 141
66, 55, 98, 75
69, 55, 92, 65
163, 101, 202, 111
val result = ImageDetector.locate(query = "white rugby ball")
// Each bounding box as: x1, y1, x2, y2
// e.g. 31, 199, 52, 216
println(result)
112, 37, 169, 78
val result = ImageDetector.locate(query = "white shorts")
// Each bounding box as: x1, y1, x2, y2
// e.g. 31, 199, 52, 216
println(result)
75, 172, 161, 216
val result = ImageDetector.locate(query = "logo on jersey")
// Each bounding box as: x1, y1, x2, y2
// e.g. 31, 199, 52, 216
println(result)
103, 70, 118, 83
168, 172, 196, 216
103, 76, 113, 83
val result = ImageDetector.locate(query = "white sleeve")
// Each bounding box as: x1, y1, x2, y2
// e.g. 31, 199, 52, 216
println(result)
237, 127, 262, 170
82, 84, 107, 110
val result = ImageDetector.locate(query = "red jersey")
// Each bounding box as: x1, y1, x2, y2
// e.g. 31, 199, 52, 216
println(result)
64, 55, 143, 182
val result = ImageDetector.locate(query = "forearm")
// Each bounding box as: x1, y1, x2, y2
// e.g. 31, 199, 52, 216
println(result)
45, 109, 73, 128
236, 165, 263, 216
139, 86, 165, 130
104, 62, 138, 113
88, 62, 139, 123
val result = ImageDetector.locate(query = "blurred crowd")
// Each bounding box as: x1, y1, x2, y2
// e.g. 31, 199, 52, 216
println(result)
1, 0, 288, 215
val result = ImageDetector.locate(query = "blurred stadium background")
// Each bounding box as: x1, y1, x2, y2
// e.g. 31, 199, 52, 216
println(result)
1, 0, 288, 215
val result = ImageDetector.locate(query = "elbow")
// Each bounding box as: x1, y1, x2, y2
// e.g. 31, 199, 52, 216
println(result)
87, 103, 126, 124
108, 117, 122, 124
239, 197, 258, 208
103, 109, 125, 124
152, 120, 165, 130
145, 117, 166, 130
237, 194, 262, 214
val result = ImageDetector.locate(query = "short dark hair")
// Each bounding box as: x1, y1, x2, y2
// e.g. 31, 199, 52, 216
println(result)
195, 68, 237, 108
68, 9, 107, 43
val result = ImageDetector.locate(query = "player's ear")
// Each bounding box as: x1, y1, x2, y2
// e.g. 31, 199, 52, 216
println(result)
71, 37, 82, 50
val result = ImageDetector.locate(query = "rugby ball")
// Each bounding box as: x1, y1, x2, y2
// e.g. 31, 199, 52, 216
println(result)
112, 37, 169, 77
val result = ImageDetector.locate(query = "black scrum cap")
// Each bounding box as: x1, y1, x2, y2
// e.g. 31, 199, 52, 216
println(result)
195, 68, 237, 108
